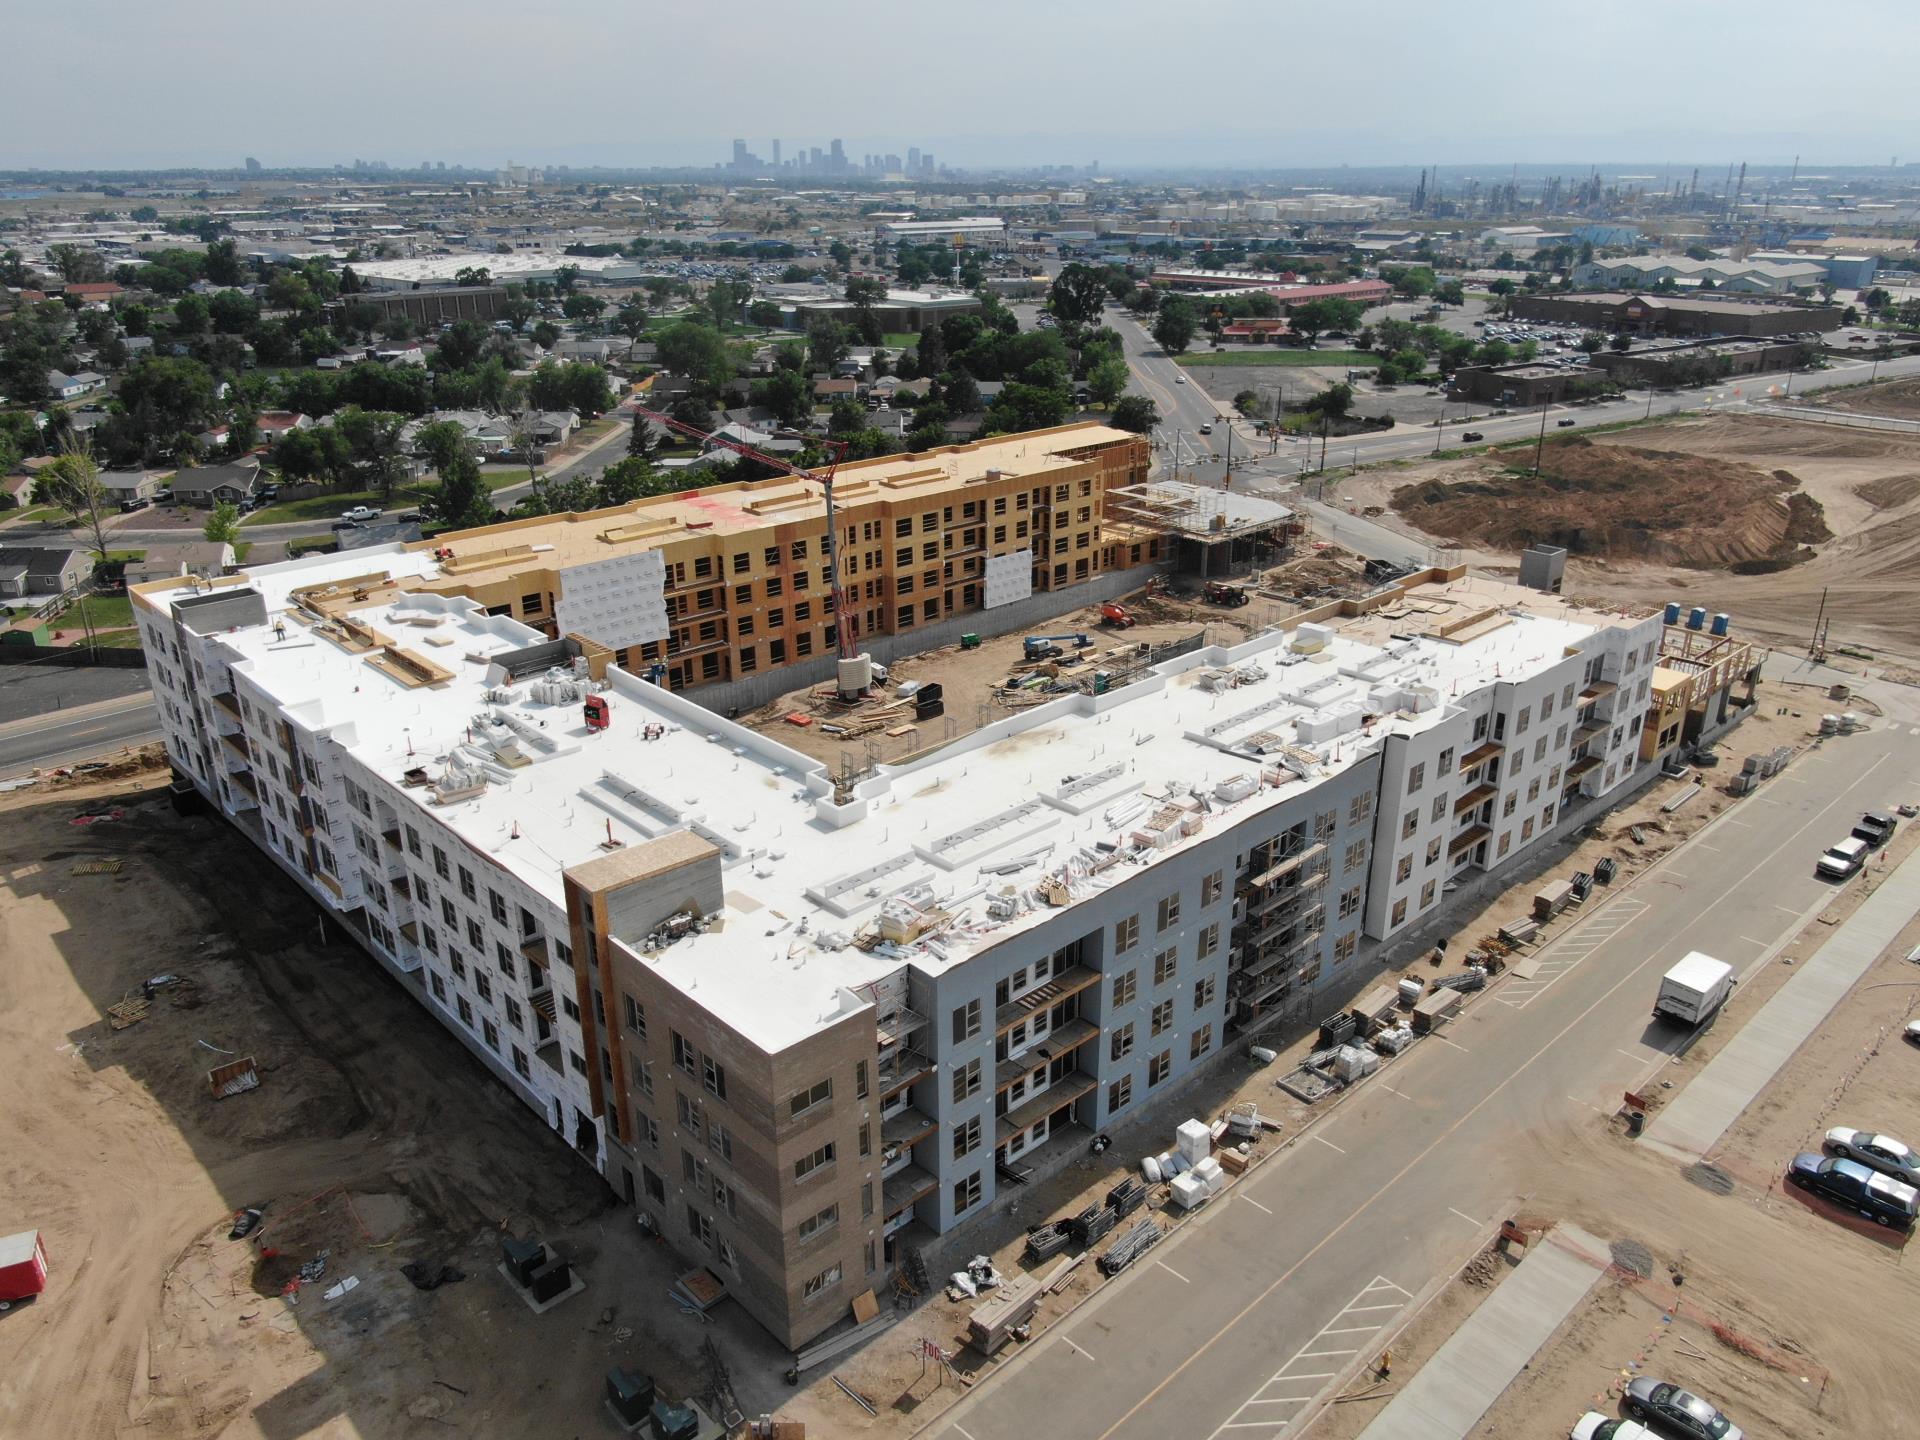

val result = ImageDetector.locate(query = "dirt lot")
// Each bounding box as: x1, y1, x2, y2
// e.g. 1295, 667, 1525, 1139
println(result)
1330, 412, 1920, 663
1813, 373, 1920, 421
0, 756, 794, 1439
1305, 784, 1920, 1440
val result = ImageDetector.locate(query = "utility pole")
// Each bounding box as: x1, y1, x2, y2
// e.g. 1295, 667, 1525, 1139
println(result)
1433, 403, 1445, 456
1318, 415, 1329, 474
1531, 400, 1550, 478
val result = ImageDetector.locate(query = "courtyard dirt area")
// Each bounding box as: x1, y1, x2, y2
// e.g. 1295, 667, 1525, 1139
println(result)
1326, 411, 1920, 664
1305, 835, 1920, 1440
0, 755, 794, 1440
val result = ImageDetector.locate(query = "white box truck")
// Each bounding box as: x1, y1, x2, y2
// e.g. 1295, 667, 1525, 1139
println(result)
1654, 951, 1735, 1027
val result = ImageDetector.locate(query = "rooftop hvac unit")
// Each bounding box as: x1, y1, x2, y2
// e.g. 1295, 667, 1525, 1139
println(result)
605, 1368, 656, 1427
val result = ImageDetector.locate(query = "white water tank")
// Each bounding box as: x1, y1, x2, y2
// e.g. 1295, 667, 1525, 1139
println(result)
836, 653, 873, 696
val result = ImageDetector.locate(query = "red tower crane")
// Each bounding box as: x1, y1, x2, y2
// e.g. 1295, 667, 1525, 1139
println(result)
631, 408, 862, 688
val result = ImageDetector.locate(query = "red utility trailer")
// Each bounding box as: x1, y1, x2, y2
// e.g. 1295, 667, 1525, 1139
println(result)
0, 1230, 48, 1309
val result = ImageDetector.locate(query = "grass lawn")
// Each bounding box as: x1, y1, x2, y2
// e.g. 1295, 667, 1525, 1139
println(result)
12, 507, 72, 525
882, 333, 919, 350
99, 549, 147, 563
1176, 349, 1375, 368
232, 543, 252, 563
48, 593, 135, 631
286, 535, 339, 558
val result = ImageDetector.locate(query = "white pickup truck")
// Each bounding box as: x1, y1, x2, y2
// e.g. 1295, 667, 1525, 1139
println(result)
338, 505, 383, 524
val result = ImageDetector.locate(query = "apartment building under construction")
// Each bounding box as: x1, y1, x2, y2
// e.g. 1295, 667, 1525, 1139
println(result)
131, 556, 1759, 1351
400, 422, 1151, 697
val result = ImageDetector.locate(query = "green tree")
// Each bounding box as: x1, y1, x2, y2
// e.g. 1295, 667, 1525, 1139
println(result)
654, 320, 737, 393
414, 420, 473, 476
1151, 297, 1197, 355
1086, 354, 1129, 407
531, 320, 561, 350
434, 319, 488, 371
48, 244, 109, 284
1610, 333, 1633, 353
208, 289, 258, 334
130, 205, 159, 224
747, 300, 781, 327
1311, 382, 1354, 418
562, 293, 606, 321
752, 367, 814, 427
1109, 395, 1159, 434
453, 266, 493, 287
335, 407, 409, 500
1048, 263, 1109, 330
426, 450, 497, 528
615, 295, 650, 338
1289, 298, 1364, 341
807, 316, 851, 375
627, 414, 659, 462
984, 381, 1070, 435
271, 424, 353, 487
203, 501, 242, 544
599, 456, 667, 505
528, 361, 614, 417
172, 293, 211, 334
118, 357, 217, 455
204, 238, 245, 287
1578, 332, 1605, 354
1433, 280, 1466, 307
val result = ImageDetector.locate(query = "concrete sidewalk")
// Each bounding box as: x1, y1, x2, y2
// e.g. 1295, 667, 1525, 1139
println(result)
1641, 845, 1920, 1165
1358, 1224, 1610, 1440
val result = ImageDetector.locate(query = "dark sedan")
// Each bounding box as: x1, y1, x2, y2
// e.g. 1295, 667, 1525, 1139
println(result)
1622, 1378, 1741, 1440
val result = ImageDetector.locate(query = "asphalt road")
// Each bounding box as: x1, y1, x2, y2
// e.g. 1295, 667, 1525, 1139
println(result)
932, 687, 1920, 1440
0, 692, 164, 780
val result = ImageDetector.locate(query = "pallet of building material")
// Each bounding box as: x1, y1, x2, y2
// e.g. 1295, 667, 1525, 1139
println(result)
672, 1266, 729, 1313
207, 1056, 259, 1099
1106, 1177, 1147, 1219
1097, 1217, 1162, 1276
1411, 987, 1462, 1033
72, 859, 123, 875
107, 994, 150, 1030
1040, 1251, 1085, 1294
1278, 1066, 1337, 1103
1346, 984, 1400, 1030
790, 1309, 897, 1373
1024, 1223, 1075, 1264
967, 1273, 1042, 1356
1066, 1202, 1118, 1248
884, 725, 916, 738
1431, 969, 1487, 994
1498, 918, 1540, 947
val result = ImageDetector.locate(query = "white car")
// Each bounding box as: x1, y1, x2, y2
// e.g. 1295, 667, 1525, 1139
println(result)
1175, 375, 1187, 384
1907, 1019, 1920, 1047
1571, 1415, 1655, 1440
1824, 1127, 1920, 1185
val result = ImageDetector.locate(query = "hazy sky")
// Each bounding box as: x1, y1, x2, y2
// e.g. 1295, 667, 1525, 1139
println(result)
8, 1, 1918, 171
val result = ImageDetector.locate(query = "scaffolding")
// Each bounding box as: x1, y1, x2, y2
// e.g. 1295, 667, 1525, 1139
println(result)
1106, 481, 1304, 578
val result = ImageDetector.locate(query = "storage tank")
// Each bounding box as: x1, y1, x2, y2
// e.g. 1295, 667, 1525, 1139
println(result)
1710, 613, 1730, 636
1663, 601, 1681, 625
836, 653, 873, 697
1686, 607, 1707, 630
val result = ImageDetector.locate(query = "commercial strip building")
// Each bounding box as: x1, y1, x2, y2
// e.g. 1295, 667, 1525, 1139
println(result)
1587, 336, 1808, 387
1447, 362, 1609, 407
875, 218, 1008, 249
781, 286, 982, 335
132, 560, 1760, 1350
1509, 292, 1841, 338
1146, 273, 1395, 309
361, 424, 1151, 700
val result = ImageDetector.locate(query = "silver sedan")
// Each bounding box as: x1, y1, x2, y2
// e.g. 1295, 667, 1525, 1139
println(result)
1824, 1127, 1920, 1186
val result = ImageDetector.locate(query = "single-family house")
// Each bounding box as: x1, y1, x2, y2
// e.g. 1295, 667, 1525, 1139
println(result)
255, 411, 313, 439
169, 459, 263, 508
97, 470, 170, 505
124, 542, 234, 586
373, 341, 426, 367
46, 370, 105, 401
814, 376, 860, 402
0, 546, 92, 599
526, 410, 578, 446
64, 281, 125, 307
121, 335, 154, 359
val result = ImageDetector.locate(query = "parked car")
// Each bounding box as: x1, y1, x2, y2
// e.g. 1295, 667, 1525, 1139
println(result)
1816, 836, 1869, 880
1571, 1415, 1657, 1440
119, 496, 151, 512
1787, 1152, 1920, 1228
1852, 812, 1897, 847
1823, 1128, 1920, 1185
1622, 1379, 1743, 1440
339, 505, 383, 523
258, 484, 280, 501
1907, 1018, 1920, 1047
1461, 430, 1484, 442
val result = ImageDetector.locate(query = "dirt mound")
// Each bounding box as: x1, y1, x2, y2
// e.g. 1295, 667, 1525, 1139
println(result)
1390, 437, 1831, 570
1854, 474, 1920, 509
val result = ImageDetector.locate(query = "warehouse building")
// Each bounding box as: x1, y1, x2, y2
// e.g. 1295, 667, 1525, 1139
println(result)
1447, 362, 1610, 407
132, 561, 1731, 1350
1588, 336, 1808, 386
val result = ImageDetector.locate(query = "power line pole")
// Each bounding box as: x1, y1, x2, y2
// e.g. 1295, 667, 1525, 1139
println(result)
1531, 401, 1550, 478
